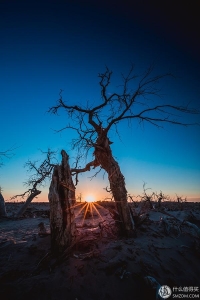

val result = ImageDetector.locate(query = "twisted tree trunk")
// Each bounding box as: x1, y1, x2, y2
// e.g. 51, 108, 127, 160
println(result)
48, 150, 76, 254
94, 130, 135, 236
71, 130, 135, 236
15, 189, 41, 218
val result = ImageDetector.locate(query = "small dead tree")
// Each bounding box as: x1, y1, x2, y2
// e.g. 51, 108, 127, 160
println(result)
137, 183, 155, 213
77, 193, 82, 202
0, 187, 7, 218
176, 194, 187, 203
12, 149, 56, 218
49, 65, 199, 236
0, 147, 15, 217
175, 193, 187, 211
154, 190, 169, 208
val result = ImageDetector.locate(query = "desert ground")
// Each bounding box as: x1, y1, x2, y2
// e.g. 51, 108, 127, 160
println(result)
0, 200, 200, 300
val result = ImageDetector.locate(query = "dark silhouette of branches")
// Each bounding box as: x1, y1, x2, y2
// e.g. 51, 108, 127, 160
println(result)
137, 182, 155, 209
175, 194, 187, 203
48, 65, 199, 236
49, 65, 199, 162
154, 191, 170, 208
0, 147, 16, 168
102, 186, 114, 201
11, 149, 58, 218
11, 149, 57, 200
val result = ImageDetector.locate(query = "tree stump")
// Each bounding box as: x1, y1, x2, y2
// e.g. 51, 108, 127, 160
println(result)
0, 192, 7, 218
48, 150, 76, 254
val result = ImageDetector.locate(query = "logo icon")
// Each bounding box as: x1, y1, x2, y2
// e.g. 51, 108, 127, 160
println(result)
158, 285, 172, 299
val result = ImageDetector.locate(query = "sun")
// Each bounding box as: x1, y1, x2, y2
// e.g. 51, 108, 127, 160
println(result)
85, 194, 96, 203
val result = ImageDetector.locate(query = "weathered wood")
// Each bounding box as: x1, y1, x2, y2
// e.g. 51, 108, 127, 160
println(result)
15, 189, 41, 218
94, 131, 135, 236
48, 150, 76, 254
0, 192, 7, 217
71, 130, 135, 236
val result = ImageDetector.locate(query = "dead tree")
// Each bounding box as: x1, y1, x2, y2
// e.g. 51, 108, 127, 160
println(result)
176, 194, 187, 203
175, 193, 187, 211
137, 183, 155, 213
154, 191, 169, 208
49, 65, 199, 236
48, 150, 76, 254
12, 149, 56, 218
0, 187, 7, 218
0, 147, 15, 217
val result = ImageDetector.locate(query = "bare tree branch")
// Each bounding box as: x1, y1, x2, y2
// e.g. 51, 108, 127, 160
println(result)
11, 149, 57, 200
0, 146, 16, 167
49, 65, 199, 149
48, 65, 200, 236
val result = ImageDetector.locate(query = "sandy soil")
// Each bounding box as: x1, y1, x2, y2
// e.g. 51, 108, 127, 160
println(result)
0, 201, 200, 300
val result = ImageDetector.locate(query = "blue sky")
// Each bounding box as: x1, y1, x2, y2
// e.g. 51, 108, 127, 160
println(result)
0, 0, 200, 202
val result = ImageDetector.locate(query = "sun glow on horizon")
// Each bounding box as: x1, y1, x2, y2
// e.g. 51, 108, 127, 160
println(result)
85, 194, 96, 203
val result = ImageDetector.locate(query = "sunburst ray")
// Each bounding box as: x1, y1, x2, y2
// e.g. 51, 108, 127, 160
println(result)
91, 202, 104, 221
76, 202, 88, 218
81, 203, 90, 225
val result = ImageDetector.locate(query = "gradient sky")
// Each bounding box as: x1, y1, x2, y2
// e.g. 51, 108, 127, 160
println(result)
0, 0, 200, 202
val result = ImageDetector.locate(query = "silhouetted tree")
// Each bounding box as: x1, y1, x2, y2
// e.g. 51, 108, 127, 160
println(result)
175, 193, 187, 211
155, 191, 169, 208
0, 187, 7, 218
11, 148, 76, 253
0, 147, 15, 217
49, 65, 199, 236
12, 149, 56, 218
137, 182, 155, 213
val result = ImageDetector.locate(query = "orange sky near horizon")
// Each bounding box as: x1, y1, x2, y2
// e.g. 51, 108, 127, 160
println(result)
3, 189, 200, 203
2, 161, 200, 203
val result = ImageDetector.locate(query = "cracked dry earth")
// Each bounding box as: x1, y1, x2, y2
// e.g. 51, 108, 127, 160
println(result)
0, 201, 200, 300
